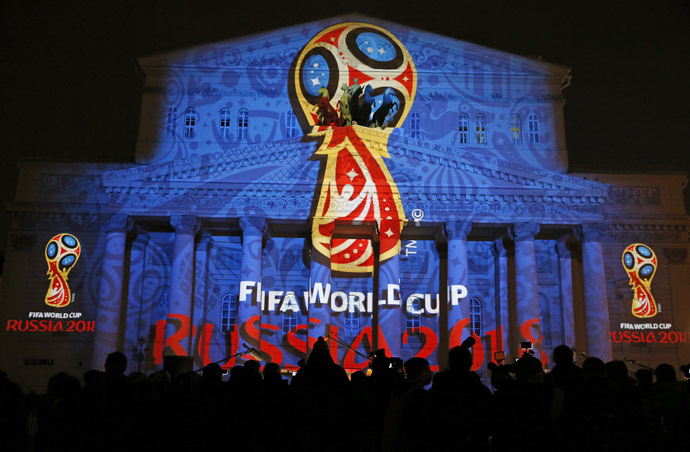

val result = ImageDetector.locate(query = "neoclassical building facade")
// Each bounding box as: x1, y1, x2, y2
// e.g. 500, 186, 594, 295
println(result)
2, 16, 688, 390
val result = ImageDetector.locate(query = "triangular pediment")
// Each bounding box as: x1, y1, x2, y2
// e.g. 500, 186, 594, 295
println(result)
105, 132, 606, 196
138, 14, 568, 80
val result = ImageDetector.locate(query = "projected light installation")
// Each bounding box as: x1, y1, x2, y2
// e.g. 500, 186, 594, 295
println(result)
294, 22, 417, 273
44, 233, 81, 308
622, 243, 658, 318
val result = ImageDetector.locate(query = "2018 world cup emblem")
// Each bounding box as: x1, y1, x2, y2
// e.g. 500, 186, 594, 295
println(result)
622, 243, 657, 318
44, 233, 81, 308
294, 22, 417, 273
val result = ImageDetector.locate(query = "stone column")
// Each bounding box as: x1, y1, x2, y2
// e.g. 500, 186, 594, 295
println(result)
193, 233, 213, 338
238, 216, 266, 355
91, 213, 132, 369
493, 238, 510, 360
511, 222, 542, 355
378, 236, 402, 358
192, 233, 218, 367
163, 215, 198, 357
578, 223, 612, 362
125, 231, 149, 371
308, 223, 331, 351
446, 221, 472, 347
556, 239, 576, 347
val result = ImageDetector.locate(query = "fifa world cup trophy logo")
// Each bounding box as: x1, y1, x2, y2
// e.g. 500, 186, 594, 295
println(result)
294, 22, 417, 273
45, 233, 81, 308
622, 243, 657, 318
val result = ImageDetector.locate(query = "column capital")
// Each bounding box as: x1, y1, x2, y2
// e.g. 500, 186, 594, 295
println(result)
198, 232, 214, 251
240, 216, 266, 237
170, 214, 198, 235
555, 240, 571, 258
103, 213, 133, 234
445, 221, 472, 241
492, 237, 507, 258
511, 222, 540, 241
663, 247, 687, 264
577, 223, 608, 242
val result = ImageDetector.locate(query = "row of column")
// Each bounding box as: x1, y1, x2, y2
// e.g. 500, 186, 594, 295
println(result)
91, 214, 613, 369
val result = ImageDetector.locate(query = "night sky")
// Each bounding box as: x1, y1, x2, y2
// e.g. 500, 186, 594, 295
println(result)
2, 0, 689, 258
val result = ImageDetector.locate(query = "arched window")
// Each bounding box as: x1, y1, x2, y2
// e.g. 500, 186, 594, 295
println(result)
166, 107, 177, 137
220, 293, 237, 332
410, 112, 421, 139
475, 113, 487, 144
469, 297, 482, 336
219, 108, 231, 139
528, 114, 540, 144
344, 309, 360, 336
406, 297, 422, 331
510, 114, 522, 144
183, 107, 197, 138
458, 113, 469, 144
237, 108, 249, 140
286, 109, 298, 138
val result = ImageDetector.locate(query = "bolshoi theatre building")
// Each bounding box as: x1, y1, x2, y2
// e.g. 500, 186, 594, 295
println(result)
2, 16, 688, 390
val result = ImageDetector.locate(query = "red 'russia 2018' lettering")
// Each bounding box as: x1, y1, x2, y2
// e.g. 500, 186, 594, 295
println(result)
610, 330, 689, 344
5, 319, 96, 333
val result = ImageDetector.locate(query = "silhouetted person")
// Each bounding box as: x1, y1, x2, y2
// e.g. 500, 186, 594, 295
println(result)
430, 345, 491, 450
0, 370, 28, 451
548, 344, 583, 391
650, 363, 690, 450
263, 362, 287, 390
243, 359, 263, 387
382, 357, 433, 452
491, 355, 548, 452
104, 351, 128, 377
36, 372, 83, 451
290, 337, 350, 452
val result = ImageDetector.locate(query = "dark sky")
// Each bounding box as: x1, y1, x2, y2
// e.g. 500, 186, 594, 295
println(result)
1, 0, 689, 256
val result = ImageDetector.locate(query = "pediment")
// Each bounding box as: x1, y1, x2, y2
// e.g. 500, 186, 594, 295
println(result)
105, 132, 607, 198
138, 14, 568, 80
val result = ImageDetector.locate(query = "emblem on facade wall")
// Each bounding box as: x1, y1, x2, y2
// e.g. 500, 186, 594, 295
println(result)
622, 243, 658, 318
44, 233, 81, 308
293, 22, 417, 273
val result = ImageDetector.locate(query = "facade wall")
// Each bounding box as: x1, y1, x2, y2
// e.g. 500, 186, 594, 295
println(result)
1, 18, 688, 391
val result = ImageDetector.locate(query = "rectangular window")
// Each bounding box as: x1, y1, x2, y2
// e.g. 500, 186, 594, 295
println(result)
510, 114, 522, 144
459, 114, 469, 144
475, 114, 486, 144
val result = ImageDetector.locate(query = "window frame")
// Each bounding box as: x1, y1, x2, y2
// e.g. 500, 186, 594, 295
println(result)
166, 107, 177, 137
282, 310, 298, 335
469, 297, 482, 336
220, 293, 237, 332
406, 297, 422, 331
410, 112, 421, 139
459, 113, 469, 144
219, 108, 231, 139
183, 107, 197, 139
510, 114, 522, 144
237, 108, 249, 140
475, 113, 487, 144
528, 114, 540, 144
286, 109, 298, 138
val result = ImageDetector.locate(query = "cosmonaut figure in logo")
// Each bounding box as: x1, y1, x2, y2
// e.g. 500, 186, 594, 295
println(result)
622, 243, 658, 318
45, 233, 81, 308
294, 22, 417, 273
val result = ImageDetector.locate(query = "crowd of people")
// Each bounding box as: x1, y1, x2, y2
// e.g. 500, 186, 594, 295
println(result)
1, 340, 689, 451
